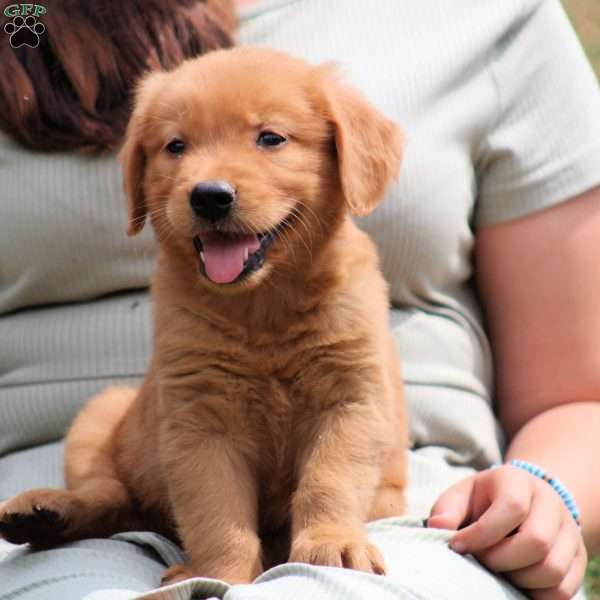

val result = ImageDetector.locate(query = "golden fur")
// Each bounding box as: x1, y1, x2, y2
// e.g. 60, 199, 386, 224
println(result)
0, 47, 408, 585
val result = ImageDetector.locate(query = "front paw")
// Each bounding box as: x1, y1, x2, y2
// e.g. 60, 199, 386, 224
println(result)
290, 525, 385, 574
0, 489, 82, 547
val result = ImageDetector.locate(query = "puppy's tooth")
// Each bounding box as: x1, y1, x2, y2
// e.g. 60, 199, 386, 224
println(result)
200, 251, 205, 263
244, 248, 249, 262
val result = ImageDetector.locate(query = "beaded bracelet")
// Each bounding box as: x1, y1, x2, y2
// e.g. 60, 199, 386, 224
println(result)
507, 459, 581, 526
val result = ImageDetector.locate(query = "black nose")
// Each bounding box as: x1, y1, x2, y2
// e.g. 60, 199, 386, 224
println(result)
190, 180, 235, 223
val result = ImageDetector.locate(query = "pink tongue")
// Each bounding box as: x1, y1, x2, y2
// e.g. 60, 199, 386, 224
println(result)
199, 231, 261, 284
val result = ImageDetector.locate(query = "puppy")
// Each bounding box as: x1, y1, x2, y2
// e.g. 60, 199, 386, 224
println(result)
0, 47, 408, 585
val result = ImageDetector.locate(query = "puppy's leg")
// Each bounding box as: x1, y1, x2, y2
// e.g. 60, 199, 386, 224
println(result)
369, 375, 408, 521
0, 387, 141, 547
290, 402, 391, 575
159, 416, 262, 585
368, 443, 407, 521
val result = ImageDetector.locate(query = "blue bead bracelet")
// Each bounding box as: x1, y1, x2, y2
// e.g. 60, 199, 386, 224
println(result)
508, 459, 581, 526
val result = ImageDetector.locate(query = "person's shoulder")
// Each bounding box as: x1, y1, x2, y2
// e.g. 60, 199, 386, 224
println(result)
488, 0, 569, 61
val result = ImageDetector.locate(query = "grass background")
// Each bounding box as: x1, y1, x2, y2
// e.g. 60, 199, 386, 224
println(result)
557, 3, 599, 596
564, 0, 600, 78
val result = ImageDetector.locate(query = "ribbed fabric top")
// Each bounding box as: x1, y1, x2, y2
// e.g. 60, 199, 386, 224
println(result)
1, 0, 600, 468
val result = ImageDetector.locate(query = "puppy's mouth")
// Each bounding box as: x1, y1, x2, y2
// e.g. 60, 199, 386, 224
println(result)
192, 227, 278, 285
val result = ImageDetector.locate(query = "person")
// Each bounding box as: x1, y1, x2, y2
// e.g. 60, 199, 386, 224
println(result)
1, 0, 600, 599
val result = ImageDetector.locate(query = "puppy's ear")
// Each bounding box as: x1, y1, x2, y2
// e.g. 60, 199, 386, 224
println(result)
321, 71, 403, 216
120, 117, 147, 236
120, 71, 166, 236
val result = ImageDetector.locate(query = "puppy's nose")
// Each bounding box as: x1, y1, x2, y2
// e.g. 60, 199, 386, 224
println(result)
190, 180, 235, 223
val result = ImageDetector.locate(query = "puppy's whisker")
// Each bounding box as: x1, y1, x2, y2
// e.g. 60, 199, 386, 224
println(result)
288, 205, 312, 240
294, 199, 319, 220
294, 199, 324, 238
287, 206, 321, 261
129, 210, 160, 225
281, 211, 313, 263
285, 222, 311, 261
129, 204, 169, 225
289, 206, 315, 255
126, 204, 171, 263
304, 212, 326, 247
274, 223, 298, 266
130, 204, 179, 245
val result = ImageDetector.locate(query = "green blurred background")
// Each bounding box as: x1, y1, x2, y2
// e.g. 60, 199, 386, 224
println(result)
564, 0, 600, 78
559, 2, 599, 596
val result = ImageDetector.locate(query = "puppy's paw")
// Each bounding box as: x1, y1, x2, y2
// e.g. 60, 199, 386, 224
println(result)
160, 564, 197, 586
290, 525, 385, 575
0, 489, 83, 547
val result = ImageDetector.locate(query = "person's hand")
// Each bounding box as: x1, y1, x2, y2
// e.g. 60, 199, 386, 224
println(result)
427, 465, 587, 599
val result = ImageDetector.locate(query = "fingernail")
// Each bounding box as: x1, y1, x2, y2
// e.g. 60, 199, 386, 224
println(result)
450, 540, 466, 554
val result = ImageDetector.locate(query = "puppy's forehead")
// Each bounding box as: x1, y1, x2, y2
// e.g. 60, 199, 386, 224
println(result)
147, 49, 323, 130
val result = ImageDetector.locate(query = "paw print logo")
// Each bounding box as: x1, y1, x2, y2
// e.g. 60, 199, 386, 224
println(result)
4, 15, 45, 48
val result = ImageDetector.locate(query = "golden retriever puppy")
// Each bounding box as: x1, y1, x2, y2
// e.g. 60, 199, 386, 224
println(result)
0, 47, 408, 585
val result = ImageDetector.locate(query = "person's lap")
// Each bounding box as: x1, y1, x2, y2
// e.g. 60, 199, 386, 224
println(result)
0, 519, 530, 600
0, 442, 584, 599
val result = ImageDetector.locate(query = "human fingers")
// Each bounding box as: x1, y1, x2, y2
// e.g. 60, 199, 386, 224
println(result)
427, 476, 475, 530
450, 468, 534, 554
529, 540, 587, 600
477, 480, 563, 572
506, 521, 579, 590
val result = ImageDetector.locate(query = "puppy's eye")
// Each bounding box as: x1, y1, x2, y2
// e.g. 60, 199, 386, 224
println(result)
257, 131, 287, 148
165, 138, 186, 155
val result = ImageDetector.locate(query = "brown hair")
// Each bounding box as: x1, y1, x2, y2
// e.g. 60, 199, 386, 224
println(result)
0, 0, 236, 153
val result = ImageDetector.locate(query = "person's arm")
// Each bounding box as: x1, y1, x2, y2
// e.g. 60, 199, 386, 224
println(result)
429, 185, 600, 599
477, 184, 600, 553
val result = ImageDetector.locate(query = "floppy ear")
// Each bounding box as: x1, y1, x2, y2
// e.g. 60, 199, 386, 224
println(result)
323, 76, 403, 216
119, 70, 167, 236
120, 116, 147, 236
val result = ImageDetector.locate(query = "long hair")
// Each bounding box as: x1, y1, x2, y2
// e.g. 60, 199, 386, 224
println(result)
0, 0, 236, 153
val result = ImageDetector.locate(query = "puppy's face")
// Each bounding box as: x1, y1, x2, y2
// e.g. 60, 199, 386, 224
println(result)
122, 48, 402, 292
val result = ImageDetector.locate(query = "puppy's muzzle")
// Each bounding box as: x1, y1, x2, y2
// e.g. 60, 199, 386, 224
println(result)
190, 180, 236, 223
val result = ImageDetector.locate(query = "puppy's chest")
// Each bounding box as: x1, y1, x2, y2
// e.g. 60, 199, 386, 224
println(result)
160, 325, 361, 525
159, 323, 355, 458
234, 368, 316, 460
174, 340, 324, 449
